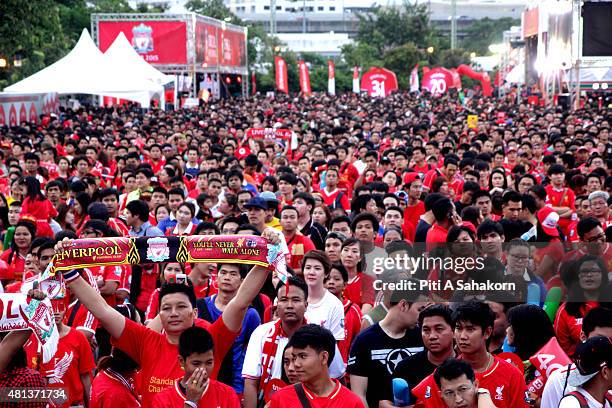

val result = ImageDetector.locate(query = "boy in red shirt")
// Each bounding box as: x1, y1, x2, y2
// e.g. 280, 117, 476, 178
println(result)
269, 324, 364, 408
412, 301, 528, 408
26, 298, 96, 408
280, 205, 316, 273
545, 164, 575, 234
152, 326, 240, 407
57, 227, 279, 407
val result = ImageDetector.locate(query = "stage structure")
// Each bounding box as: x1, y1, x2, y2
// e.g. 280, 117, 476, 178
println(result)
91, 13, 248, 104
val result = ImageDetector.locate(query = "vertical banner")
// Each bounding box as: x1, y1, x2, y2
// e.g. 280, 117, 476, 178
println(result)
410, 63, 420, 92
275, 56, 288, 94
298, 60, 312, 96
328, 60, 336, 95
251, 72, 257, 95
352, 66, 360, 93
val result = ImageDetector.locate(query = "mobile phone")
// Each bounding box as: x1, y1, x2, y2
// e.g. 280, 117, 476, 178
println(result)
175, 273, 188, 285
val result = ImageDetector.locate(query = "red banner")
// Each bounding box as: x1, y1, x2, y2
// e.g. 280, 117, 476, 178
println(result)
195, 21, 218, 67
0, 93, 58, 126
360, 67, 398, 97
251, 72, 257, 95
275, 56, 288, 93
246, 128, 292, 140
298, 60, 312, 96
98, 21, 187, 65
422, 67, 454, 95
218, 28, 247, 67
352, 66, 360, 93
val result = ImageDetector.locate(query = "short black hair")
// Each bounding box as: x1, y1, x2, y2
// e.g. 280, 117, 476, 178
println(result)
293, 192, 316, 212
432, 198, 454, 222
236, 224, 261, 235
582, 307, 612, 336
329, 263, 349, 282
418, 304, 454, 329
195, 221, 219, 235
434, 358, 475, 387
179, 326, 214, 358
330, 216, 351, 230
302, 250, 332, 277
99, 187, 119, 201
476, 220, 504, 240
126, 199, 150, 222
287, 324, 336, 367
350, 212, 379, 233
453, 301, 495, 332
275, 275, 308, 299
158, 281, 197, 309
577, 216, 602, 238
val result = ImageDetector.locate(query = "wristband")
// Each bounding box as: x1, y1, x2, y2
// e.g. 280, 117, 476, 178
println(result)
184, 401, 198, 408
477, 388, 490, 396
63, 269, 80, 283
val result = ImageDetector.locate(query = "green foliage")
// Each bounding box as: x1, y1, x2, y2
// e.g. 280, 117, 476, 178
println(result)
435, 48, 472, 68
459, 17, 520, 56
185, 0, 241, 24
383, 43, 422, 89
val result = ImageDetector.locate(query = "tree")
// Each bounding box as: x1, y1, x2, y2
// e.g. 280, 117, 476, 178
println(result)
383, 42, 422, 89
436, 48, 472, 68
460, 17, 519, 56
341, 42, 383, 72
185, 0, 240, 24
0, 0, 68, 88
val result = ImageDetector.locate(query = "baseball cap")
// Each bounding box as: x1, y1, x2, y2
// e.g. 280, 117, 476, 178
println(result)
259, 191, 279, 205
568, 336, 612, 387
244, 197, 268, 210
537, 206, 560, 237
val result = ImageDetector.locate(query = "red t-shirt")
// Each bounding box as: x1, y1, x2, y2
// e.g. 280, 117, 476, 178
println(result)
152, 378, 240, 408
21, 197, 58, 221
26, 328, 96, 407
90, 370, 141, 408
339, 300, 363, 364
111, 317, 238, 407
545, 185, 576, 232
412, 356, 528, 408
270, 380, 365, 408
65, 299, 99, 334
0, 249, 25, 281
426, 224, 449, 252
319, 188, 350, 211
344, 273, 375, 307
286, 233, 316, 270
86, 265, 125, 308
404, 202, 425, 232
135, 264, 161, 312
554, 301, 598, 356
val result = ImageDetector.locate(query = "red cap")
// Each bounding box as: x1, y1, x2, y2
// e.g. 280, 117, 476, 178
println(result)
537, 206, 560, 237
403, 172, 421, 185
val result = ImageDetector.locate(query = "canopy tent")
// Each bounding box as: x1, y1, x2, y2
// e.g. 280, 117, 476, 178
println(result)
3, 29, 163, 108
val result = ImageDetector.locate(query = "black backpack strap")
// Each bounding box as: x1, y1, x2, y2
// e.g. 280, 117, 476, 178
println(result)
67, 301, 81, 327
293, 384, 312, 408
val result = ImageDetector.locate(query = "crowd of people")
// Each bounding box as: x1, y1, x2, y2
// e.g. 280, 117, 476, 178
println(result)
0, 90, 611, 408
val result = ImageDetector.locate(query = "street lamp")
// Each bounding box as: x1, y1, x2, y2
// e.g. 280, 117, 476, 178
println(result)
274, 46, 281, 54
470, 52, 476, 59
427, 46, 435, 54
0, 58, 7, 68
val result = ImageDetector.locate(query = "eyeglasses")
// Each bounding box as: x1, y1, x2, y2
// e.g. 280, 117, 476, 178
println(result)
509, 253, 529, 262
579, 269, 603, 276
442, 384, 474, 400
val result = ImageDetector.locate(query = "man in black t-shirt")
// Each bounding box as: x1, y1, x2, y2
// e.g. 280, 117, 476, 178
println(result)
380, 305, 456, 408
348, 282, 432, 408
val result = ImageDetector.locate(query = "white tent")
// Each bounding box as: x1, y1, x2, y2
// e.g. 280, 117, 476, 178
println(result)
102, 32, 173, 108
4, 29, 163, 108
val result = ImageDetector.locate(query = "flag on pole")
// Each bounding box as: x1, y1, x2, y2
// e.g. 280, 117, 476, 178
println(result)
352, 66, 360, 93
251, 72, 257, 95
328, 60, 336, 95
298, 60, 312, 96
275, 56, 288, 93
410, 64, 419, 92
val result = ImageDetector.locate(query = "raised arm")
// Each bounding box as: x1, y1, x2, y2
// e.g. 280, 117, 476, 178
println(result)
64, 273, 126, 339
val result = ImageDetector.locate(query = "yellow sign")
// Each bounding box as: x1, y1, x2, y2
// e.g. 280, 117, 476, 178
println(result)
467, 115, 478, 129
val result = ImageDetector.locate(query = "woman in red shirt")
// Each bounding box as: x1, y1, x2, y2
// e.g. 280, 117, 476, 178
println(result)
0, 220, 35, 284
554, 254, 608, 356
165, 202, 197, 236
19, 176, 58, 221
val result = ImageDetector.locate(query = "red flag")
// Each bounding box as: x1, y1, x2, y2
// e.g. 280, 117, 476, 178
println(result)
328, 60, 336, 95
274, 56, 288, 93
251, 72, 257, 95
298, 60, 312, 96
410, 63, 419, 92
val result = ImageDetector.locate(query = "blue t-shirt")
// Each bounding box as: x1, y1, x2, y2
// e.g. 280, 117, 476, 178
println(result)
202, 295, 261, 393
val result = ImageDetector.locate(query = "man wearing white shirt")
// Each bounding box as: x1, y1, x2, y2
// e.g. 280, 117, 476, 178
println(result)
541, 307, 612, 408
242, 276, 345, 408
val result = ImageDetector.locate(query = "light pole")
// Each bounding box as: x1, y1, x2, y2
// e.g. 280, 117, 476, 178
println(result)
302, 0, 307, 34
450, 0, 457, 49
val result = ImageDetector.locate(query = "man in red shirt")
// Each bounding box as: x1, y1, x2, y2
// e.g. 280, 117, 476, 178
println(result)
423, 156, 463, 199
434, 358, 498, 408
545, 164, 575, 234
426, 198, 460, 253
412, 301, 528, 408
280, 205, 316, 273
403, 173, 425, 237
269, 324, 364, 408
152, 326, 240, 407
319, 168, 350, 211
56, 228, 280, 406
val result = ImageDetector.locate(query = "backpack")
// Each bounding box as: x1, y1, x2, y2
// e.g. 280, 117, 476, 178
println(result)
561, 390, 612, 408
330, 191, 345, 210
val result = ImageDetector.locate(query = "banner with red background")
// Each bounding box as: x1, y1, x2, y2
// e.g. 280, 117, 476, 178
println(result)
195, 21, 219, 67
217, 28, 247, 67
98, 21, 187, 64
298, 60, 312, 96
360, 67, 398, 97
275, 56, 288, 93
0, 93, 58, 126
